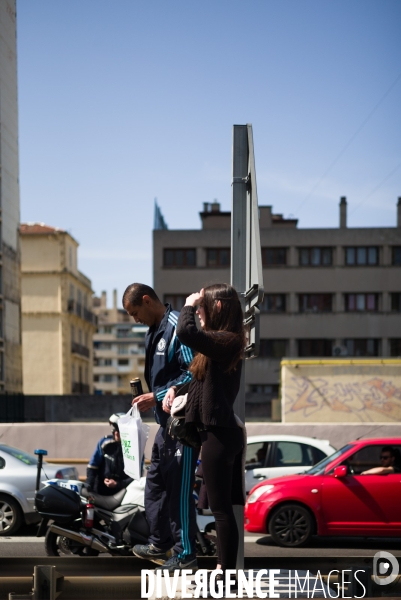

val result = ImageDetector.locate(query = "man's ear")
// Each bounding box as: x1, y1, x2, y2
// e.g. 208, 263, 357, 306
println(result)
216, 300, 222, 313
142, 294, 151, 306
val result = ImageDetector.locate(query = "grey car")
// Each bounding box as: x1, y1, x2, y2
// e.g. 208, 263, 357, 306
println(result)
0, 444, 79, 535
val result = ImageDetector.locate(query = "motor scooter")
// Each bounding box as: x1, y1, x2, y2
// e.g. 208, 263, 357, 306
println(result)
35, 477, 216, 559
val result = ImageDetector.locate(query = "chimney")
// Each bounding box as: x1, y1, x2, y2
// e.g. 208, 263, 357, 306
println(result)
211, 200, 220, 212
398, 197, 401, 228
101, 291, 107, 308
203, 202, 209, 213
113, 289, 117, 309
340, 197, 347, 228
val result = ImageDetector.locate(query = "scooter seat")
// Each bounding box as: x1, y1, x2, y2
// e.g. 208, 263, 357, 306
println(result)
82, 487, 127, 511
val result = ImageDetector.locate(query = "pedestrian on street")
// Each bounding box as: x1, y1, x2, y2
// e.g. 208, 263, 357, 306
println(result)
122, 283, 198, 572
163, 283, 245, 586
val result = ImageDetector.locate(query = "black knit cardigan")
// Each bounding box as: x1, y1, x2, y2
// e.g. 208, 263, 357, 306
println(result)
176, 306, 243, 428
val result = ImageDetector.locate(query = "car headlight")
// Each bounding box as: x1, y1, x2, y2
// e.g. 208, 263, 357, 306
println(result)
247, 484, 275, 504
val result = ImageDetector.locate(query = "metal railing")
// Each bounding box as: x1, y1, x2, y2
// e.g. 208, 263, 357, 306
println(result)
71, 342, 90, 358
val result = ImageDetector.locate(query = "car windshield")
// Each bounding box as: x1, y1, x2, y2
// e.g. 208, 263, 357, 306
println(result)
0, 444, 38, 466
307, 444, 354, 476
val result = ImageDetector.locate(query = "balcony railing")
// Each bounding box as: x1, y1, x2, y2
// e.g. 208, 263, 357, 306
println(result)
71, 342, 90, 358
67, 300, 97, 325
72, 382, 90, 394
83, 308, 97, 325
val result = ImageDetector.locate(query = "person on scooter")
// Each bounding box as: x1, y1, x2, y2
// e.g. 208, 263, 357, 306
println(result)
123, 283, 198, 572
86, 413, 133, 496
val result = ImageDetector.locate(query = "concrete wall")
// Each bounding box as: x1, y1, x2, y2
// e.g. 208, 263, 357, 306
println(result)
22, 317, 62, 394
0, 421, 399, 477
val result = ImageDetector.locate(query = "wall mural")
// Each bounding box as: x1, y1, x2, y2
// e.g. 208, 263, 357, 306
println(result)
282, 366, 401, 423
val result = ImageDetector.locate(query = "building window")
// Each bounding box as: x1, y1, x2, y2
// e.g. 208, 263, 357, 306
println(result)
206, 248, 230, 267
117, 328, 130, 338
390, 339, 401, 356
248, 384, 279, 398
164, 249, 196, 267
392, 247, 401, 265
103, 375, 113, 382
118, 359, 129, 366
262, 248, 287, 266
299, 247, 332, 266
344, 339, 379, 356
259, 339, 287, 358
345, 294, 378, 312
299, 294, 332, 312
391, 293, 401, 311
94, 342, 111, 350
104, 326, 112, 333
104, 359, 112, 366
118, 345, 129, 355
298, 339, 333, 357
345, 247, 378, 266
164, 294, 187, 311
260, 294, 286, 313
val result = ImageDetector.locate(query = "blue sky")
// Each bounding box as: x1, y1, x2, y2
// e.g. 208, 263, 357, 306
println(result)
17, 0, 401, 301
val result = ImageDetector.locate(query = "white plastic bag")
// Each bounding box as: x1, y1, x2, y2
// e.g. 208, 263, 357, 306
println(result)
118, 406, 150, 480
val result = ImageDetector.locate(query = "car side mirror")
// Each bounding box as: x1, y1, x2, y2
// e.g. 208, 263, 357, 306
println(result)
333, 465, 347, 478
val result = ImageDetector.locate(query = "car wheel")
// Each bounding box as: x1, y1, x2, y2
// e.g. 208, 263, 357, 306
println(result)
0, 494, 23, 536
45, 529, 100, 557
268, 503, 313, 548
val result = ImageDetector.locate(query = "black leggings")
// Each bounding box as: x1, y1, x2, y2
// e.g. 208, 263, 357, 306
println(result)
200, 425, 243, 571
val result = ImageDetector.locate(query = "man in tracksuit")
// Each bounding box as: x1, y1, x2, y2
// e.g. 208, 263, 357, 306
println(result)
122, 283, 198, 572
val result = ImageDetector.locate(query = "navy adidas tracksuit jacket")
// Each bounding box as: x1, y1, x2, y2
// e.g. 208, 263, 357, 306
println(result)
144, 304, 198, 559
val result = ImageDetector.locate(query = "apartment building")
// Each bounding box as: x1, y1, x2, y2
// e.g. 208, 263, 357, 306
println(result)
20, 224, 97, 394
92, 290, 146, 395
0, 0, 22, 392
153, 198, 401, 418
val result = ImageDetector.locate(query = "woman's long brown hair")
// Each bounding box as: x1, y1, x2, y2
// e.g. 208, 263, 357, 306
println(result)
190, 283, 246, 380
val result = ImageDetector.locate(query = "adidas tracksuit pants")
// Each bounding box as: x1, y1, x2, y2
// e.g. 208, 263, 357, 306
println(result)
145, 427, 198, 558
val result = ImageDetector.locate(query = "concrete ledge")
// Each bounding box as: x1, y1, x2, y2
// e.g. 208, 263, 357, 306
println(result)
0, 422, 399, 477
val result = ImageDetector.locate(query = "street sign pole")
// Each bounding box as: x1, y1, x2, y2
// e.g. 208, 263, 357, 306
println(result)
231, 124, 264, 570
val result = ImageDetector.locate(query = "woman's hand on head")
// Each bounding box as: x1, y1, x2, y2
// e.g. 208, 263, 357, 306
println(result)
185, 288, 204, 307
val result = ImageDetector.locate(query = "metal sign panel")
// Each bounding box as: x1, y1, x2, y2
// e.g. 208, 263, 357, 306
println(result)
231, 124, 264, 360
231, 124, 264, 570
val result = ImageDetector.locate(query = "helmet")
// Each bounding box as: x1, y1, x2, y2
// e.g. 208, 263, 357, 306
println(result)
109, 413, 125, 432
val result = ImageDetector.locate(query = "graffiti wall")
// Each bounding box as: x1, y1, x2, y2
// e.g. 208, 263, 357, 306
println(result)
282, 362, 401, 423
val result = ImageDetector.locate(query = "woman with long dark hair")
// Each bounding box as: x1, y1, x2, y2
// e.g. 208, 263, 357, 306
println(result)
163, 283, 246, 583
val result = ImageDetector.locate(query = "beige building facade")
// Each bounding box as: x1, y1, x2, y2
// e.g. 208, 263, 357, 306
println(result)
153, 198, 401, 418
20, 224, 97, 394
92, 290, 146, 395
0, 0, 22, 392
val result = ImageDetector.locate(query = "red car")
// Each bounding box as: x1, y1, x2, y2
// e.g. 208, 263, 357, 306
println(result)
244, 438, 401, 547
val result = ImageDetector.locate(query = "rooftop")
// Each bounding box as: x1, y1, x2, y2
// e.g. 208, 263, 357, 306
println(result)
20, 223, 66, 234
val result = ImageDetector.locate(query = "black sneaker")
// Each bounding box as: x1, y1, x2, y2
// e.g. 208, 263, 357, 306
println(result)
132, 543, 170, 565
154, 554, 198, 573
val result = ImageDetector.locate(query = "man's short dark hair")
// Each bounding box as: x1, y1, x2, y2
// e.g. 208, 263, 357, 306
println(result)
381, 445, 395, 457
122, 283, 160, 307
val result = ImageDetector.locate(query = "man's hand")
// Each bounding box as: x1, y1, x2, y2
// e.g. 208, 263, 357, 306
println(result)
104, 478, 117, 488
162, 387, 176, 414
132, 392, 156, 412
361, 466, 393, 475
